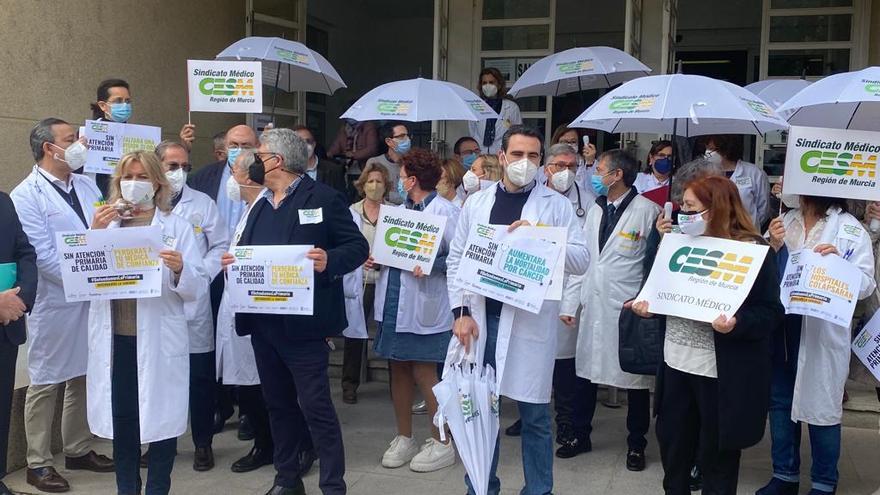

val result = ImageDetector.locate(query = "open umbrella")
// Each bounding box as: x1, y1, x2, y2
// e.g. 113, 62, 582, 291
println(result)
744, 79, 812, 111
776, 66, 880, 131
216, 36, 347, 122
508, 46, 651, 98
340, 77, 499, 122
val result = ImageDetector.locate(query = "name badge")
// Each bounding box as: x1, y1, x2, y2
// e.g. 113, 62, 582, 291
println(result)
734, 176, 752, 187
162, 234, 178, 249
299, 208, 323, 225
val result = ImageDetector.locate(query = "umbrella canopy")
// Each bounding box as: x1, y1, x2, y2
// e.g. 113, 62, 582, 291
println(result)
776, 67, 880, 131
216, 36, 346, 95
569, 74, 789, 137
508, 46, 651, 98
744, 79, 812, 111
340, 78, 499, 122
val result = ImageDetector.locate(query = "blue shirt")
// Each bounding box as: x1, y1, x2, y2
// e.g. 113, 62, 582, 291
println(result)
216, 165, 245, 235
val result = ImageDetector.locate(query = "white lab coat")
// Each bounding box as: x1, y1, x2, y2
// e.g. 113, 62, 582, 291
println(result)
87, 211, 209, 443
633, 172, 669, 194
10, 167, 103, 385
375, 195, 460, 335
342, 209, 367, 339
555, 183, 590, 359
729, 160, 770, 230
569, 191, 660, 389
468, 99, 522, 154
446, 182, 589, 403
172, 185, 229, 353
782, 207, 876, 425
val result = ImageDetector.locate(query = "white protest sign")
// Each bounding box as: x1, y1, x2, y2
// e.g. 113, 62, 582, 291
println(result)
782, 125, 880, 201
187, 60, 263, 113
636, 233, 769, 323
57, 226, 164, 302
227, 245, 314, 315
852, 310, 880, 382
372, 205, 448, 275
454, 223, 564, 314
83, 120, 162, 175
519, 225, 566, 300
780, 249, 862, 327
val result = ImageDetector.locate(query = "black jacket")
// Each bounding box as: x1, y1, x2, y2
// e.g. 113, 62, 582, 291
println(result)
0, 192, 37, 346
188, 160, 226, 201
234, 176, 369, 339
654, 242, 783, 451
315, 158, 347, 195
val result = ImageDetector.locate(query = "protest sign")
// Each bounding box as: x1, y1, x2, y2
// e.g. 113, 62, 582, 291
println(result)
635, 233, 769, 323
187, 60, 263, 113
57, 226, 164, 302
372, 205, 448, 275
782, 125, 880, 201
227, 245, 314, 315
780, 249, 862, 327
518, 226, 566, 300
852, 310, 880, 382
454, 223, 564, 314
82, 120, 162, 175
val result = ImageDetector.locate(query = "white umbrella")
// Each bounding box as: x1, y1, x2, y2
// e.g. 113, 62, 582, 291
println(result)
340, 78, 499, 122
776, 67, 880, 131
569, 74, 789, 137
509, 46, 651, 98
745, 79, 812, 112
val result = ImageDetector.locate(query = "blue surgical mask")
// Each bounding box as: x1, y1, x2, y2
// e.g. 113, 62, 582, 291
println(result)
109, 102, 132, 123
397, 177, 408, 200
653, 157, 672, 175
462, 153, 477, 170
226, 147, 241, 167
590, 173, 609, 196
395, 138, 412, 154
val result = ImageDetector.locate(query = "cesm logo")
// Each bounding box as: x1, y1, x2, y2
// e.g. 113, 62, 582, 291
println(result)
377, 99, 411, 115
853, 330, 872, 348
274, 48, 311, 65
743, 98, 774, 118
476, 224, 497, 239
800, 150, 877, 178
199, 78, 255, 97
556, 59, 594, 75
89, 122, 109, 133
62, 234, 88, 247
608, 95, 657, 113
669, 246, 754, 286
233, 247, 254, 260
385, 227, 437, 256
864, 80, 880, 96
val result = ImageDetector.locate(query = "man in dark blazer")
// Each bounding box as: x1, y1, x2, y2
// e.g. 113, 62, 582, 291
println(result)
292, 125, 347, 195
228, 128, 368, 495
0, 192, 37, 495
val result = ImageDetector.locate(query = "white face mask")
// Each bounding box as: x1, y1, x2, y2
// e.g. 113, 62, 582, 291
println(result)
165, 168, 187, 195
482, 83, 498, 98
678, 210, 708, 236
779, 193, 800, 209
704, 150, 723, 165
225, 175, 242, 203
550, 168, 575, 192
504, 154, 538, 187
306, 143, 315, 159
52, 141, 88, 171
120, 180, 155, 206
462, 170, 482, 193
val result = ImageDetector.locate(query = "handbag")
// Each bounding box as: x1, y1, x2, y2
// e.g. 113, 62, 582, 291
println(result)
618, 300, 665, 375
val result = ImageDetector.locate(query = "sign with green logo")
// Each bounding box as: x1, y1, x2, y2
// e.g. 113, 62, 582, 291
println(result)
371, 205, 449, 275
187, 60, 262, 114
783, 125, 880, 201
83, 120, 162, 175
851, 311, 880, 381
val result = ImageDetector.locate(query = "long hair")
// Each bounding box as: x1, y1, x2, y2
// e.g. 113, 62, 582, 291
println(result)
477, 67, 511, 100
109, 151, 172, 213
684, 176, 760, 242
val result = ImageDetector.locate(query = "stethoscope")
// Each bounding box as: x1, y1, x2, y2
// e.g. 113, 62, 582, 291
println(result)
573, 182, 585, 217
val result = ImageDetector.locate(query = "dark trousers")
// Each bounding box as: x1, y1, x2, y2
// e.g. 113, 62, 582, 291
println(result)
189, 351, 216, 448
341, 283, 374, 392
238, 385, 274, 451
551, 358, 590, 439
251, 333, 344, 494
656, 364, 741, 495
582, 379, 650, 450
112, 335, 177, 495
0, 338, 17, 479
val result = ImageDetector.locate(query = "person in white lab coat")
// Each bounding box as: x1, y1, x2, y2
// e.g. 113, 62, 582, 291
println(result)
759, 195, 875, 495
468, 67, 523, 154
549, 124, 597, 192
457, 154, 503, 205
448, 126, 589, 495
156, 141, 230, 471
373, 148, 460, 473
86, 150, 208, 495
10, 118, 114, 493
703, 134, 770, 231
569, 149, 660, 471
633, 140, 673, 194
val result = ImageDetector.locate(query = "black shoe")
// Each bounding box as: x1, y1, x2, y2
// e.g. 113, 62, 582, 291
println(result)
689, 465, 702, 492
625, 448, 646, 471
0, 480, 13, 495
505, 419, 522, 437
231, 446, 274, 473
193, 446, 215, 471
555, 425, 572, 446
213, 409, 234, 434
265, 479, 306, 495
238, 415, 255, 441
298, 448, 317, 476
555, 437, 591, 459
756, 478, 800, 495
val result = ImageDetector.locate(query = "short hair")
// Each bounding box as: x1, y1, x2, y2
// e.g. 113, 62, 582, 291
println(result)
291, 124, 313, 136
440, 158, 466, 189
546, 143, 577, 162
644, 139, 674, 172
501, 125, 544, 152
379, 121, 408, 142
550, 125, 580, 147
706, 134, 743, 162
154, 140, 188, 161
399, 148, 442, 192
232, 148, 256, 173
354, 161, 392, 199
260, 128, 308, 174
109, 151, 172, 213
598, 149, 639, 187
91, 78, 130, 120
476, 154, 503, 181
453, 136, 480, 155
671, 157, 723, 205
30, 117, 69, 162
212, 131, 227, 150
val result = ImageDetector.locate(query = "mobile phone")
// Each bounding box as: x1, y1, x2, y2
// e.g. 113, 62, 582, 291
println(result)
582, 135, 590, 148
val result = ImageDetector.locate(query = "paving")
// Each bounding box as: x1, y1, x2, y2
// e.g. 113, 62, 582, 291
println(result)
3, 381, 879, 495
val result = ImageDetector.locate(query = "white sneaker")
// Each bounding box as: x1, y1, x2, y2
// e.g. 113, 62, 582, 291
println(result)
409, 438, 456, 472
382, 435, 420, 468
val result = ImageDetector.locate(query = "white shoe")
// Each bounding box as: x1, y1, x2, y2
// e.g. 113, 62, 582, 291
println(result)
409, 438, 456, 472
382, 435, 420, 468
411, 400, 427, 414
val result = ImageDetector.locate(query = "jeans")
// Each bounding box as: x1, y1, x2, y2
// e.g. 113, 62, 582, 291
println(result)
769, 316, 840, 492
112, 335, 177, 495
189, 351, 216, 449
465, 314, 554, 495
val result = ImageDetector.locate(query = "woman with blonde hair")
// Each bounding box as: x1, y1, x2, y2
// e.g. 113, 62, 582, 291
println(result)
87, 151, 209, 495
437, 158, 465, 207
459, 154, 503, 203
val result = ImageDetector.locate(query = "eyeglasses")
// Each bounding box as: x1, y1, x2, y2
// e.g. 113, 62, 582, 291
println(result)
254, 152, 279, 162
165, 161, 191, 171
459, 149, 480, 157
392, 132, 409, 140
548, 161, 578, 172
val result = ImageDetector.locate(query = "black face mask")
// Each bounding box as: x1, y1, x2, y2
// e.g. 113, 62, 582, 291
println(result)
248, 155, 286, 185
